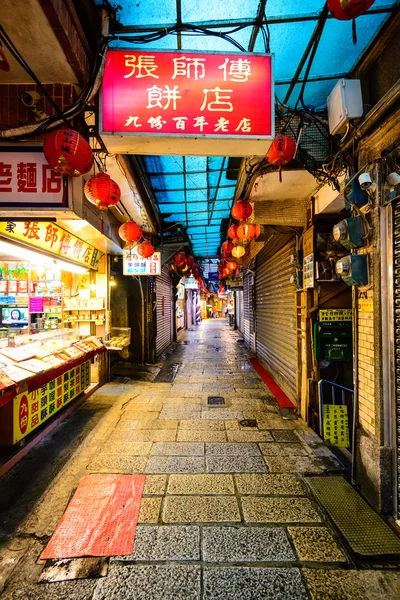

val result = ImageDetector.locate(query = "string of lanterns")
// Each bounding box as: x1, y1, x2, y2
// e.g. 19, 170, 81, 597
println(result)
171, 252, 209, 295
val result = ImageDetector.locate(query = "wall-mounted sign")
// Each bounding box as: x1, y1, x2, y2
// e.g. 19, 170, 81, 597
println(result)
123, 252, 161, 276
0, 221, 103, 270
319, 309, 352, 322
100, 49, 274, 156
323, 404, 350, 448
184, 277, 199, 290
0, 148, 67, 208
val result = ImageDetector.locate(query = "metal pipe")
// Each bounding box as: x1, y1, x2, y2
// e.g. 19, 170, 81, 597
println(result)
136, 276, 146, 365
351, 282, 359, 484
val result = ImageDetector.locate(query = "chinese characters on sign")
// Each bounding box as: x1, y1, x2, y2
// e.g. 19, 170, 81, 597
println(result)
101, 50, 273, 138
13, 360, 91, 443
323, 404, 350, 448
123, 252, 161, 276
0, 150, 66, 207
319, 309, 352, 322
0, 221, 103, 269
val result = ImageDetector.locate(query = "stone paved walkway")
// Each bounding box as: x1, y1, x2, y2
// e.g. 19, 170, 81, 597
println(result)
1, 319, 400, 599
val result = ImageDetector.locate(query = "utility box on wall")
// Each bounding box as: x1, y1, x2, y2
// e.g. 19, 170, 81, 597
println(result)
327, 79, 363, 135
314, 321, 352, 362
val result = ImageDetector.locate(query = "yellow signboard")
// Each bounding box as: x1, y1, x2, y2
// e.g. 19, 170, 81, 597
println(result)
319, 309, 352, 322
0, 221, 103, 270
13, 360, 90, 443
323, 404, 350, 448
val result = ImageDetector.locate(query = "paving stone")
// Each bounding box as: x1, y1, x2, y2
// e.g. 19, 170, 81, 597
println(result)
138, 497, 162, 523
163, 496, 240, 523
162, 397, 202, 405
87, 455, 147, 473
116, 419, 140, 430
264, 456, 323, 474
2, 580, 97, 600
203, 567, 308, 600
179, 420, 226, 430
160, 407, 201, 421
302, 568, 398, 600
151, 442, 204, 456
235, 474, 306, 496
241, 497, 322, 523
227, 431, 273, 442
205, 442, 261, 456
130, 430, 177, 442
171, 383, 203, 392
93, 565, 201, 600
122, 410, 160, 420
104, 442, 152, 456
287, 527, 346, 562
207, 456, 268, 473
271, 430, 300, 442
143, 475, 168, 495
257, 417, 299, 430
259, 442, 309, 456
225, 420, 240, 430
203, 526, 296, 562
177, 430, 227, 442
201, 409, 244, 420
168, 474, 235, 495
202, 383, 235, 392
136, 420, 179, 430
116, 525, 200, 561
146, 456, 205, 474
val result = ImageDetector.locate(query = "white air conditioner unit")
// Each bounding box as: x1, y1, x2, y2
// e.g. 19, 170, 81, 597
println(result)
327, 79, 363, 135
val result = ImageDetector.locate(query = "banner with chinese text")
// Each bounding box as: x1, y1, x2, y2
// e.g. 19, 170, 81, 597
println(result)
323, 404, 350, 448
0, 221, 103, 270
0, 148, 67, 208
13, 360, 90, 443
101, 50, 273, 139
123, 252, 161, 276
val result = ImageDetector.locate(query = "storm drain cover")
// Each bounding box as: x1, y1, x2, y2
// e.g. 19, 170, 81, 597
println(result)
208, 396, 225, 405
240, 419, 257, 428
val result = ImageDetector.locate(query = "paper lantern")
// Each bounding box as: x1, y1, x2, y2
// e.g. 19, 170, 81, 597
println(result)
173, 251, 186, 265
232, 246, 246, 259
187, 256, 195, 267
266, 134, 296, 182
119, 220, 142, 243
237, 224, 256, 240
328, 0, 375, 20
226, 261, 237, 271
231, 199, 253, 221
137, 241, 154, 258
84, 173, 120, 211
223, 268, 232, 277
43, 128, 93, 177
221, 241, 234, 254
227, 224, 238, 239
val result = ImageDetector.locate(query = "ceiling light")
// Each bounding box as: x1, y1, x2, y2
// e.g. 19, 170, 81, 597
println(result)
0, 240, 89, 274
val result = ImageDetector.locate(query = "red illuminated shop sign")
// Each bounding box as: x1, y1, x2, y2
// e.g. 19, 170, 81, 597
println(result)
101, 50, 273, 139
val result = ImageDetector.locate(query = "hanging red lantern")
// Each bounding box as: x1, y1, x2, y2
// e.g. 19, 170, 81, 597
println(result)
266, 134, 296, 182
237, 224, 256, 240
227, 224, 238, 239
173, 251, 186, 265
328, 0, 375, 20
226, 261, 238, 271
119, 220, 142, 243
137, 240, 154, 258
187, 256, 195, 267
43, 128, 93, 177
85, 173, 120, 211
0, 42, 10, 72
221, 241, 234, 254
223, 268, 232, 277
231, 199, 253, 221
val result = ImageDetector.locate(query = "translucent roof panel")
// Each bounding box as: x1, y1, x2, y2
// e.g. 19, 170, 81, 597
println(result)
97, 0, 397, 258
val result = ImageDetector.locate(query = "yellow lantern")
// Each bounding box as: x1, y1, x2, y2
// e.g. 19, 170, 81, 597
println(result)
232, 246, 245, 258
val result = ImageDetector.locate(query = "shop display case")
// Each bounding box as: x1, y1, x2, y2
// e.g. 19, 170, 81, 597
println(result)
104, 327, 131, 350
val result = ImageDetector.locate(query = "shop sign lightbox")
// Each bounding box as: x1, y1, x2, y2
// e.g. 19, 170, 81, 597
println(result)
100, 49, 274, 156
123, 252, 161, 276
0, 148, 66, 208
0, 221, 103, 269
184, 277, 199, 290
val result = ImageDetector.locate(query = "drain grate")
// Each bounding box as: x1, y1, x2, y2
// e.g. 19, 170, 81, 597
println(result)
208, 396, 225, 405
240, 419, 257, 428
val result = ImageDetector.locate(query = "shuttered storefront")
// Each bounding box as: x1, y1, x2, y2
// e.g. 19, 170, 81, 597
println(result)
156, 264, 174, 357
243, 271, 254, 352
393, 200, 400, 521
255, 237, 298, 403
235, 290, 244, 333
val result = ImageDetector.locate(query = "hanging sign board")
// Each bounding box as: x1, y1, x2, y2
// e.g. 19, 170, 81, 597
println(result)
0, 148, 67, 208
100, 49, 274, 156
123, 252, 161, 276
0, 221, 103, 269
184, 277, 199, 290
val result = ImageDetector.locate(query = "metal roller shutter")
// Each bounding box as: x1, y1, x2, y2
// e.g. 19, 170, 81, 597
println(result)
236, 290, 244, 333
243, 271, 254, 351
255, 237, 298, 403
156, 265, 174, 357
393, 200, 400, 520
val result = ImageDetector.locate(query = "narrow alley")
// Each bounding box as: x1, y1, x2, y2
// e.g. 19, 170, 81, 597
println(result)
1, 319, 400, 600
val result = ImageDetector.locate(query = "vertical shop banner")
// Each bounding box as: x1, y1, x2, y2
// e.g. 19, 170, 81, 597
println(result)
0, 220, 103, 269
0, 148, 67, 207
101, 49, 273, 139
13, 361, 91, 443
323, 404, 350, 448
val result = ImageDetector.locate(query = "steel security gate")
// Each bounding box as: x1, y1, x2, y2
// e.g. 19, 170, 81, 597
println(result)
255, 238, 297, 403
393, 200, 400, 520
235, 290, 244, 333
243, 271, 254, 351
156, 265, 174, 357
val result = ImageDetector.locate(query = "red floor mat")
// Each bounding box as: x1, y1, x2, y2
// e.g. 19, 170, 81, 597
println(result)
41, 474, 145, 559
249, 358, 296, 409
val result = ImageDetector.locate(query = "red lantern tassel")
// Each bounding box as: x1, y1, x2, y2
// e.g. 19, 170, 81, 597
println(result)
279, 166, 282, 183
352, 19, 357, 44
100, 215, 104, 235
